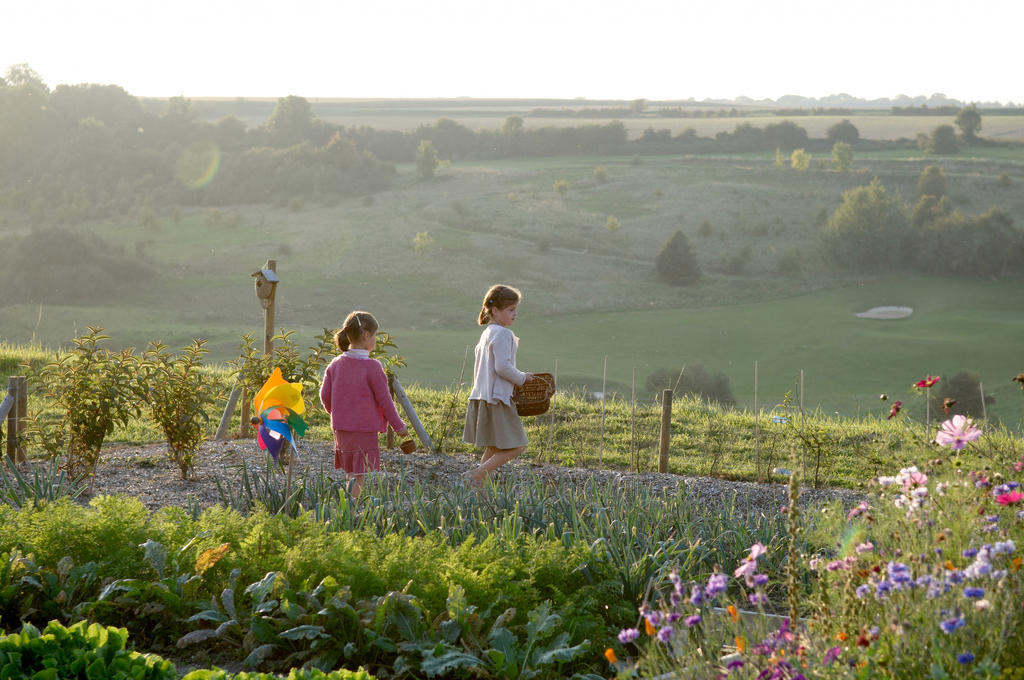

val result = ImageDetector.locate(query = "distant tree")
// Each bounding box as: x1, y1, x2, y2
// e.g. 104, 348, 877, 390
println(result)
268, 95, 314, 146
415, 139, 438, 179
765, 120, 808, 151
215, 116, 247, 150
832, 142, 853, 172
826, 119, 860, 145
954, 105, 982, 142
822, 177, 909, 271
606, 215, 620, 232
3, 63, 46, 91
926, 124, 959, 154
917, 164, 946, 198
911, 194, 953, 229
554, 179, 569, 197
774, 148, 785, 168
594, 166, 608, 183
790, 148, 810, 171
630, 98, 647, 114
655, 230, 700, 285
996, 172, 1011, 187
413, 231, 435, 253
501, 115, 523, 135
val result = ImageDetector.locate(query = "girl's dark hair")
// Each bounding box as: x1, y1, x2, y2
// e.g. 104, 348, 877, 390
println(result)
333, 310, 379, 352
478, 284, 522, 325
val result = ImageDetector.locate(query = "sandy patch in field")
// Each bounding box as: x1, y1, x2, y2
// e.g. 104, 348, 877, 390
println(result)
855, 306, 913, 319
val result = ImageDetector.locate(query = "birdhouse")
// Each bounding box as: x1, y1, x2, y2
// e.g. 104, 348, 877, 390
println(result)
252, 268, 279, 309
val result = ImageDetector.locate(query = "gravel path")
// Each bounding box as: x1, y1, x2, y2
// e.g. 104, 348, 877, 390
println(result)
54, 439, 869, 517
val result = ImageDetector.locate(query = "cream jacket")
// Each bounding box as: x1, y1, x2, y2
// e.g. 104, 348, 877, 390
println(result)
468, 324, 527, 406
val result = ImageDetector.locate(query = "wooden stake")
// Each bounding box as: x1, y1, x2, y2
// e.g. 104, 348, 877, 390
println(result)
546, 359, 558, 462
659, 389, 672, 473
15, 377, 26, 462
799, 370, 805, 478
4, 377, 17, 463
239, 388, 250, 438
216, 386, 242, 441
980, 382, 987, 421
754, 361, 760, 482
631, 366, 637, 473
391, 376, 435, 454
599, 355, 607, 468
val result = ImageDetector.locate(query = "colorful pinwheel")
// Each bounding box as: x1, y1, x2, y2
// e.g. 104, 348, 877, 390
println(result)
252, 367, 307, 463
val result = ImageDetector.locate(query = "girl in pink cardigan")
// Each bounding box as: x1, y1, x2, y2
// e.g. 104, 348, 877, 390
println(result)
319, 310, 408, 497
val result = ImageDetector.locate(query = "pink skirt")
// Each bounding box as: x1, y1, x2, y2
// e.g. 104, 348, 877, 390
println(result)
333, 430, 380, 475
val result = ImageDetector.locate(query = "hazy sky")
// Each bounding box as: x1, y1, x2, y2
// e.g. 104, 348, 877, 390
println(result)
3, 0, 1021, 102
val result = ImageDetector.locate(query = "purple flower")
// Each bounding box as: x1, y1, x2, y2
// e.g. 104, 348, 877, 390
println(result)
940, 617, 966, 634
855, 584, 871, 598
646, 611, 662, 627
618, 628, 640, 644
958, 652, 975, 664
753, 573, 769, 586
685, 614, 702, 627
726, 659, 744, 671
749, 592, 767, 605
705, 573, 728, 599
963, 587, 985, 598
657, 625, 674, 642
855, 542, 874, 554
689, 585, 704, 606
935, 415, 982, 450
823, 646, 842, 666
993, 540, 1015, 555
666, 612, 682, 623
962, 548, 978, 558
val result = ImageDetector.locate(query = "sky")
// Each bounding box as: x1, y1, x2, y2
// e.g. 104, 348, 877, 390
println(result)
3, 0, 1021, 103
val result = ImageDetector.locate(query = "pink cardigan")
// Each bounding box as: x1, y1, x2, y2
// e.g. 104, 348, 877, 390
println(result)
319, 355, 407, 434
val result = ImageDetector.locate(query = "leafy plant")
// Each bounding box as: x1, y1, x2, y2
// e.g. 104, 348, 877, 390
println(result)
0, 620, 177, 680
27, 327, 143, 478
0, 456, 87, 508
141, 340, 220, 479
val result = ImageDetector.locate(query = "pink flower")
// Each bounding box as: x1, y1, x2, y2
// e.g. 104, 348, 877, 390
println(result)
996, 491, 1023, 505
734, 559, 758, 586
887, 401, 902, 419
934, 415, 982, 450
847, 501, 870, 521
914, 375, 941, 389
746, 543, 767, 561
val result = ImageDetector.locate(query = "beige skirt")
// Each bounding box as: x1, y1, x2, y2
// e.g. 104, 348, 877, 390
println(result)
463, 399, 528, 449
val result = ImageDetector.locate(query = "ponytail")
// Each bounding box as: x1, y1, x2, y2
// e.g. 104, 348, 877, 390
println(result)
333, 310, 378, 351
478, 284, 522, 325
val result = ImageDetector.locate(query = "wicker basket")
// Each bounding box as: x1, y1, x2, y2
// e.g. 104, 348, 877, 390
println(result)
512, 373, 556, 417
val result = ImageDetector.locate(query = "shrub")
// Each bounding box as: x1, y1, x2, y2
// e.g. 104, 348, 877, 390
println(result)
917, 164, 946, 198
825, 119, 860, 145
790, 149, 810, 171
28, 328, 143, 477
926, 124, 959, 154
553, 179, 569, 197
997, 171, 1011, 187
821, 177, 909, 272
140, 340, 220, 479
655, 230, 700, 286
831, 142, 853, 173
593, 166, 607, 183
645, 363, 735, 406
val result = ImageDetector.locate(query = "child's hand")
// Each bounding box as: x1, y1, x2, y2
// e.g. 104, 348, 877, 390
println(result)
523, 372, 534, 383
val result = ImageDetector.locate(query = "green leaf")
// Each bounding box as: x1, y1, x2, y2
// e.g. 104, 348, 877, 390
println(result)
419, 645, 483, 678
279, 625, 326, 641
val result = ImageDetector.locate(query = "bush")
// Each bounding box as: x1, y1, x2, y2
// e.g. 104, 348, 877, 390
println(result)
28, 328, 143, 477
655, 230, 700, 285
825, 119, 860, 145
821, 178, 909, 272
917, 164, 946, 198
645, 363, 735, 406
140, 340, 221, 479
926, 124, 959, 154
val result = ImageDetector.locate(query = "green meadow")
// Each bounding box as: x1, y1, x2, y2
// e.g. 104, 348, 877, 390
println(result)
3, 147, 1024, 427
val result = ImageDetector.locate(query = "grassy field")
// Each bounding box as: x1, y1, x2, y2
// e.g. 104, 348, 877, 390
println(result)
2, 151, 1024, 426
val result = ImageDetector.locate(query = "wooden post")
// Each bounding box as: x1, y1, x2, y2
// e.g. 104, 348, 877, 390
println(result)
599, 355, 607, 467
390, 376, 435, 454
15, 377, 26, 462
980, 382, 987, 421
754, 361, 760, 482
239, 388, 250, 438
799, 370, 805, 478
3, 377, 17, 463
659, 389, 672, 473
215, 386, 242, 441
263, 259, 277, 356
546, 359, 558, 462
630, 366, 636, 472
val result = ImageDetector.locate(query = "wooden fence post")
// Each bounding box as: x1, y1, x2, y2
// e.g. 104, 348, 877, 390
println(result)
659, 389, 672, 473
215, 386, 242, 441
239, 388, 250, 438
15, 377, 26, 462
390, 376, 435, 454
4, 377, 17, 463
